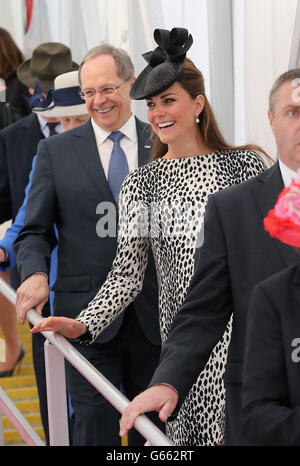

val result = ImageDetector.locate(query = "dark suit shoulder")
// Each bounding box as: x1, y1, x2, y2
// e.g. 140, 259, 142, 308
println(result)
211, 163, 276, 204
255, 262, 300, 294
40, 120, 89, 150
0, 113, 38, 137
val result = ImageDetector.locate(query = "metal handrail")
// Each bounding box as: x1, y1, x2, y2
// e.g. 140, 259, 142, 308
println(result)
0, 278, 172, 446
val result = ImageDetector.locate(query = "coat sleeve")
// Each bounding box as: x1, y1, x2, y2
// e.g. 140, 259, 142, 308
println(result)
242, 283, 300, 445
13, 141, 57, 281
75, 168, 151, 343
149, 193, 232, 409
0, 156, 37, 272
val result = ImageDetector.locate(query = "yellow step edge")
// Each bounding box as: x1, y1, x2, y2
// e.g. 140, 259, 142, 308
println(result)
0, 374, 36, 388
0, 341, 34, 355
5, 386, 38, 400
17, 334, 32, 343
18, 365, 35, 376
2, 412, 42, 428
0, 364, 34, 379
4, 426, 45, 442
21, 342, 33, 353
18, 325, 33, 335
14, 399, 40, 413
23, 353, 33, 364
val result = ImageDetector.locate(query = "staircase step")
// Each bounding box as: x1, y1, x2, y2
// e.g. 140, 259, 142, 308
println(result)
0, 375, 36, 389
4, 425, 45, 443
14, 399, 40, 413
2, 412, 42, 429
17, 324, 33, 335
5, 386, 38, 400
19, 364, 35, 376
18, 333, 32, 343
21, 342, 33, 353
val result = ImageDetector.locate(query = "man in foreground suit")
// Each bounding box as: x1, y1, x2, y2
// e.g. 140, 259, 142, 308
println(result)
242, 179, 300, 444
14, 44, 162, 446
118, 68, 300, 445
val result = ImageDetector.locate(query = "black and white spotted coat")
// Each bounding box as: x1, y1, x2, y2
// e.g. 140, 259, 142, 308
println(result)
76, 150, 266, 445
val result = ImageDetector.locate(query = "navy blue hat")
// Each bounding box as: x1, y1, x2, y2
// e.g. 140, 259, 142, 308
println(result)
130, 28, 193, 100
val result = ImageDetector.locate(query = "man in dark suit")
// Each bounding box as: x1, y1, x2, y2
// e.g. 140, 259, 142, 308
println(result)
241, 79, 300, 444
14, 44, 162, 446
118, 68, 300, 445
242, 264, 300, 445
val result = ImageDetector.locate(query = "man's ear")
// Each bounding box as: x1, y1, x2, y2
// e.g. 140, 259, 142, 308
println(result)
268, 109, 274, 131
129, 76, 136, 87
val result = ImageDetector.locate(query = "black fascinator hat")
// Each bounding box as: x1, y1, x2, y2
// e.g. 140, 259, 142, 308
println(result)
130, 27, 193, 100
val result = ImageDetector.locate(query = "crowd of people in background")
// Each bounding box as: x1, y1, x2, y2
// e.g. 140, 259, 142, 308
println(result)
0, 24, 300, 447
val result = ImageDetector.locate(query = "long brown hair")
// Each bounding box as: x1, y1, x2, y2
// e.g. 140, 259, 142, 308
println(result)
150, 58, 270, 161
0, 28, 25, 80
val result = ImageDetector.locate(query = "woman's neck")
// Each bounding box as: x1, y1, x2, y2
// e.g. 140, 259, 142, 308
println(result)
163, 139, 215, 160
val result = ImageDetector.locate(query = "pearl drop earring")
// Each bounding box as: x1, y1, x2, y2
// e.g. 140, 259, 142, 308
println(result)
195, 116, 200, 124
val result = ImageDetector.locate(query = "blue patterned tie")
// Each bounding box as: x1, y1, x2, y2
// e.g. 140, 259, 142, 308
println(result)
108, 131, 129, 202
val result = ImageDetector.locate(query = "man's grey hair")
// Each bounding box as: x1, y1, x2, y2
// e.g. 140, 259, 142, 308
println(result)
269, 68, 300, 114
78, 43, 134, 87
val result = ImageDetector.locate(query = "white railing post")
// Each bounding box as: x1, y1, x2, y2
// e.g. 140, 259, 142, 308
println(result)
44, 340, 69, 446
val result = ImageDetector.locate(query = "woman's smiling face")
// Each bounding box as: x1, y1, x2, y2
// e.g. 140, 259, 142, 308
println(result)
146, 82, 203, 147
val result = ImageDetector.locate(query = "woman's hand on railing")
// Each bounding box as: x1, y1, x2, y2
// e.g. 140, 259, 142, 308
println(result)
30, 316, 88, 339
16, 273, 49, 324
119, 384, 178, 437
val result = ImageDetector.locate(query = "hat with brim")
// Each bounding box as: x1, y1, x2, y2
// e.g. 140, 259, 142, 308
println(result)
17, 42, 78, 92
130, 28, 193, 100
33, 71, 88, 117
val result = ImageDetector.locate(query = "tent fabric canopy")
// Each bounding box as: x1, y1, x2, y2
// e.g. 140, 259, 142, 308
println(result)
0, 0, 299, 158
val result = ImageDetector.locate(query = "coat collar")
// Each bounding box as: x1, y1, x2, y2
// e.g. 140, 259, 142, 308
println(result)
21, 113, 45, 150
71, 117, 152, 201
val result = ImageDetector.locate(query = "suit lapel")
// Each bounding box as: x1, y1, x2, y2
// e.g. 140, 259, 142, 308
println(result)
135, 117, 152, 167
293, 265, 300, 309
22, 114, 44, 150
253, 162, 298, 267
72, 119, 114, 202
72, 118, 152, 201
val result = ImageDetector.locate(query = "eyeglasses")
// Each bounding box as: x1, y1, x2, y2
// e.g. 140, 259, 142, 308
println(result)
79, 78, 130, 100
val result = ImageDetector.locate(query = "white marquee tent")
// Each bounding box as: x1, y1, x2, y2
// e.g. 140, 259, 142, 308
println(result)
0, 0, 299, 159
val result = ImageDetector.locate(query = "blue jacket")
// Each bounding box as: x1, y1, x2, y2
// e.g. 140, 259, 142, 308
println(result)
0, 155, 57, 314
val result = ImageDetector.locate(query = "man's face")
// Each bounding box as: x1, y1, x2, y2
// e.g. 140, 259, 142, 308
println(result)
80, 54, 133, 132
269, 79, 300, 171
60, 114, 89, 131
